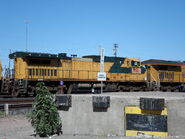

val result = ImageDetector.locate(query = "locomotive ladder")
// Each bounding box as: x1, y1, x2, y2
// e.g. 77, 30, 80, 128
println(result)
1, 78, 10, 94
150, 73, 160, 91
1, 68, 13, 94
17, 79, 27, 95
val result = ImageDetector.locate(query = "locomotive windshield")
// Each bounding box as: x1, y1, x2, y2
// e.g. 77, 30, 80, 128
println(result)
131, 61, 140, 67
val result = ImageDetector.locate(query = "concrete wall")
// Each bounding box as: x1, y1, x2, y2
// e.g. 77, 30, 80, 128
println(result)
168, 99, 185, 136
58, 93, 185, 137
59, 95, 131, 136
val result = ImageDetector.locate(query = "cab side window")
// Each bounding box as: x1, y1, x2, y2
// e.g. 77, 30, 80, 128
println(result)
131, 61, 140, 67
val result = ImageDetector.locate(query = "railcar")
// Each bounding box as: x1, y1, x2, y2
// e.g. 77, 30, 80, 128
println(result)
1, 51, 147, 96
142, 59, 185, 92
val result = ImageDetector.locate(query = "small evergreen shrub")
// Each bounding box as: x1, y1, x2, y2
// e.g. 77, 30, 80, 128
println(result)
30, 82, 62, 137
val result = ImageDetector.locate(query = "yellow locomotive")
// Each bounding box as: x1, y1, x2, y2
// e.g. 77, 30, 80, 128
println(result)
142, 59, 185, 92
1, 51, 146, 96
1, 51, 185, 96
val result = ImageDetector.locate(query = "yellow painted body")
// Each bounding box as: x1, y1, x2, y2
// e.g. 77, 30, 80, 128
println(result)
14, 57, 146, 82
14, 58, 27, 79
125, 106, 168, 137
148, 65, 185, 83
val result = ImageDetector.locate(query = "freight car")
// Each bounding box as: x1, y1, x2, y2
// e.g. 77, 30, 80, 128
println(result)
1, 51, 147, 96
142, 59, 185, 92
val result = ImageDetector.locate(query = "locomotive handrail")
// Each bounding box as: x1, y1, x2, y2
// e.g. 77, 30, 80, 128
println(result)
150, 73, 158, 83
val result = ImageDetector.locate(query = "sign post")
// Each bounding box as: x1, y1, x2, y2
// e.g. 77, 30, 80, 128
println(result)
97, 48, 106, 94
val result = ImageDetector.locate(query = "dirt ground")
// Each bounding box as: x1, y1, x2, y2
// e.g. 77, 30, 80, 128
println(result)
0, 115, 133, 139
0, 115, 184, 139
0, 115, 34, 139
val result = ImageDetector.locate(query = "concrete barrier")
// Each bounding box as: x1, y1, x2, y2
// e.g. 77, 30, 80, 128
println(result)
168, 99, 185, 136
57, 92, 185, 138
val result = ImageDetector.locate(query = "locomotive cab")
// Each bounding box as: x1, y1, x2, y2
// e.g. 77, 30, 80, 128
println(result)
130, 58, 142, 74
121, 58, 142, 74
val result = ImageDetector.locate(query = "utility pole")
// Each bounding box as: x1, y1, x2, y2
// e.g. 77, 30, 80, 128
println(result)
113, 44, 118, 57
8, 49, 11, 78
97, 47, 106, 94
100, 48, 104, 73
24, 20, 30, 52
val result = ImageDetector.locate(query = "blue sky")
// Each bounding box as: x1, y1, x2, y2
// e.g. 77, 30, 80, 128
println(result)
0, 0, 185, 67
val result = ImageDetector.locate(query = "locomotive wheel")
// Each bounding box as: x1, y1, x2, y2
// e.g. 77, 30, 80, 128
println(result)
27, 85, 35, 97
166, 88, 171, 92
12, 89, 20, 97
174, 89, 179, 92
129, 87, 134, 92
153, 87, 158, 91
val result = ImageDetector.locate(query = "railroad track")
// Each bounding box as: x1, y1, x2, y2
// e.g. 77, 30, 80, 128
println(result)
0, 97, 34, 104
0, 98, 34, 115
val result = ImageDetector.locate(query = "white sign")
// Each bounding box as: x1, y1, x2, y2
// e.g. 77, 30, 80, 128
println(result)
97, 72, 106, 81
